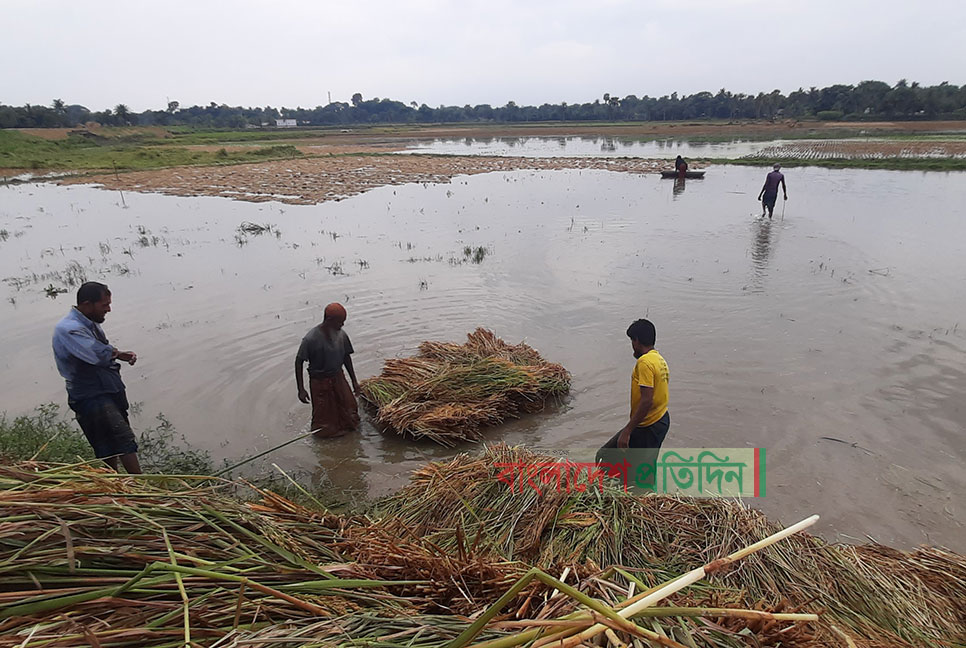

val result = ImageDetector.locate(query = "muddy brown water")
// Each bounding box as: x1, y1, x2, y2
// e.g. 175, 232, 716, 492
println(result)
1, 165, 964, 552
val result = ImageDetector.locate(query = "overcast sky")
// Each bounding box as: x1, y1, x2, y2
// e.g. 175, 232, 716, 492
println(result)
3, 0, 965, 112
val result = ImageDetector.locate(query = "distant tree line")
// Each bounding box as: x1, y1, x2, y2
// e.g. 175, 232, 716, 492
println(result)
3, 80, 966, 129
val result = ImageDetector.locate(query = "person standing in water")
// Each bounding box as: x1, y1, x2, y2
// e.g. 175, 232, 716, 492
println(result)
295, 302, 361, 437
757, 163, 788, 218
597, 319, 670, 490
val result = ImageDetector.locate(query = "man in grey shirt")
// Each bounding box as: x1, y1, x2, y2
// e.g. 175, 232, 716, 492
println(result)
295, 302, 361, 437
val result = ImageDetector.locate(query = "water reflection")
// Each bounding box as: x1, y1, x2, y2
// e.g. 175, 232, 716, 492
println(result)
672, 178, 687, 198
404, 136, 777, 159
750, 216, 778, 289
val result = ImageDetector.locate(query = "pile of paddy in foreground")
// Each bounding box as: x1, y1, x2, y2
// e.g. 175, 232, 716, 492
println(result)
0, 447, 963, 648
359, 328, 571, 445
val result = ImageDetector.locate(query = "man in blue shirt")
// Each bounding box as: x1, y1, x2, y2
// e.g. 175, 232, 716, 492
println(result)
52, 282, 141, 473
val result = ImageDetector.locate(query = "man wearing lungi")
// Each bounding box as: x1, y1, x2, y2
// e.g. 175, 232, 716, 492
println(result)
757, 163, 788, 219
295, 302, 361, 437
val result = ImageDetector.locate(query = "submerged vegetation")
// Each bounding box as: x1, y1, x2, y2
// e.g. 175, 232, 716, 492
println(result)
3, 254, 140, 300
236, 221, 278, 236
462, 245, 489, 263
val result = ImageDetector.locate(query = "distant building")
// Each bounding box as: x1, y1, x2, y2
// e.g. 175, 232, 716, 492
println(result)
275, 119, 297, 128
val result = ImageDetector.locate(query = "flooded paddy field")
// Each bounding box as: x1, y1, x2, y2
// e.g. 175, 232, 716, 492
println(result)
745, 139, 966, 161
403, 134, 966, 162
2, 164, 964, 552
401, 136, 770, 158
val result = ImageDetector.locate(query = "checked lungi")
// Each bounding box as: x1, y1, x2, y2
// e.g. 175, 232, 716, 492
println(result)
309, 373, 360, 437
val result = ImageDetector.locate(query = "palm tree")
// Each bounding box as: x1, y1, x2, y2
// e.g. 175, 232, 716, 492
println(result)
114, 104, 131, 125
51, 99, 65, 113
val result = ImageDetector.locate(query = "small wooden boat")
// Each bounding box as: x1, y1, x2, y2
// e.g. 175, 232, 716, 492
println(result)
660, 170, 706, 179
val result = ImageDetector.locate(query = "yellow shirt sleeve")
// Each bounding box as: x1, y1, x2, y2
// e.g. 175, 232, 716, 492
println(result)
630, 351, 669, 427
637, 358, 655, 387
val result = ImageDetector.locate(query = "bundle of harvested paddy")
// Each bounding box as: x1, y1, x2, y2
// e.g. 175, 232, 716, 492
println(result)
368, 444, 966, 647
337, 521, 533, 615
360, 329, 570, 445
2, 456, 963, 648
0, 463, 417, 648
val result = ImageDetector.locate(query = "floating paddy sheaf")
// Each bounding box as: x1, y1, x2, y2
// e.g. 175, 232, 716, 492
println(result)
360, 329, 571, 446
0, 445, 963, 648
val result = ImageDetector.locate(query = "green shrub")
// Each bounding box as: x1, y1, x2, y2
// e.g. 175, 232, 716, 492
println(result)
136, 412, 215, 474
816, 110, 845, 120
253, 144, 301, 157
0, 403, 93, 462
0, 403, 214, 474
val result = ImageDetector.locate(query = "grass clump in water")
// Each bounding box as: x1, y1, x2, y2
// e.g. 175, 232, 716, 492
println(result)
237, 221, 276, 235
43, 283, 68, 298
460, 245, 489, 263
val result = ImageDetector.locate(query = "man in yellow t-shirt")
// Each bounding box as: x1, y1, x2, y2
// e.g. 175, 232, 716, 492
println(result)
599, 318, 670, 460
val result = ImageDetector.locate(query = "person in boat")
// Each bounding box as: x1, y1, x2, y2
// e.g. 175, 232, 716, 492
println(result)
295, 302, 361, 437
674, 155, 688, 178
757, 163, 788, 219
